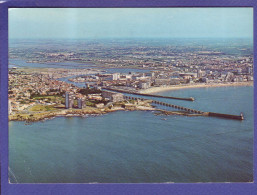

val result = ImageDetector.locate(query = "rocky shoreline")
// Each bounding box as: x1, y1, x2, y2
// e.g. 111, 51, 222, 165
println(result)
8, 103, 157, 123
9, 104, 203, 123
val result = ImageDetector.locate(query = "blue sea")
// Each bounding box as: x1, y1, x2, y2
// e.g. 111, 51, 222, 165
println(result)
8, 86, 253, 183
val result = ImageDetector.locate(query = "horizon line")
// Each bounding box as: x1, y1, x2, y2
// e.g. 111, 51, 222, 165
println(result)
9, 37, 253, 40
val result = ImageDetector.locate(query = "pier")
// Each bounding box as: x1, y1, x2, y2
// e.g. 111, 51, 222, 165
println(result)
102, 87, 195, 101
124, 96, 244, 120
208, 112, 244, 120
124, 96, 202, 114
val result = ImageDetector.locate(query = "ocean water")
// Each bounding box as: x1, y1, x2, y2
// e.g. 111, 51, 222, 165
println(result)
8, 86, 253, 183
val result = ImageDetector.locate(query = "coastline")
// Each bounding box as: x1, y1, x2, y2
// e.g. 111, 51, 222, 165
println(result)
139, 82, 253, 94
8, 103, 157, 123
9, 107, 205, 123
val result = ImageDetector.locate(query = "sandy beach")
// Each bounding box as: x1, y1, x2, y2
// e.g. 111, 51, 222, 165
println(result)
140, 82, 253, 94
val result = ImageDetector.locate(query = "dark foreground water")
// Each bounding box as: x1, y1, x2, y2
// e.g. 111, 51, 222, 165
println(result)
9, 86, 253, 183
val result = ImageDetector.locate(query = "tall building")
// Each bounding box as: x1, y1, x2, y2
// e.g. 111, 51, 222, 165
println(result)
78, 98, 83, 109
197, 69, 202, 78
65, 92, 69, 109
85, 83, 90, 88
68, 95, 74, 108
112, 73, 120, 80
65, 92, 74, 109
8, 100, 12, 115
248, 66, 253, 74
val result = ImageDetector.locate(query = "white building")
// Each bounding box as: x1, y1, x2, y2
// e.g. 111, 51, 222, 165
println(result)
197, 69, 202, 78
102, 91, 124, 102
112, 73, 120, 80
138, 81, 151, 89
8, 100, 12, 115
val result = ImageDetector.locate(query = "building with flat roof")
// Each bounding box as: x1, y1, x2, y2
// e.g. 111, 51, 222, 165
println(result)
154, 78, 171, 86
112, 73, 120, 81
138, 81, 151, 89
78, 98, 83, 109
65, 92, 69, 109
65, 92, 74, 109
8, 100, 12, 115
102, 91, 124, 102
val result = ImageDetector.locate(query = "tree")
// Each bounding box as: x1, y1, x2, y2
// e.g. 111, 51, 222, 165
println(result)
78, 88, 101, 95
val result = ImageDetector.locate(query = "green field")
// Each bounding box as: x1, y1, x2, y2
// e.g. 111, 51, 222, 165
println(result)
31, 95, 65, 104
29, 104, 57, 112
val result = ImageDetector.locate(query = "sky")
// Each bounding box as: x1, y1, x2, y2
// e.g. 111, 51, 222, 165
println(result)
8, 8, 253, 39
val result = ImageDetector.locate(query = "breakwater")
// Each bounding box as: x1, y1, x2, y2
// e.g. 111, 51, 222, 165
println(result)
124, 96, 202, 114
102, 87, 194, 101
208, 112, 244, 120
124, 96, 244, 120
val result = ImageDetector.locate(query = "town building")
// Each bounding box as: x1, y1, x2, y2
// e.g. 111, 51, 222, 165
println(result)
112, 73, 120, 80
138, 81, 151, 89
78, 98, 83, 109
154, 78, 171, 86
197, 69, 202, 78
65, 92, 69, 109
248, 66, 253, 74
65, 92, 74, 109
170, 78, 180, 85
8, 100, 12, 115
102, 91, 124, 102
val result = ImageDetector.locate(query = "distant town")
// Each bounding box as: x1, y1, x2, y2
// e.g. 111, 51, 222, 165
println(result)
8, 39, 253, 121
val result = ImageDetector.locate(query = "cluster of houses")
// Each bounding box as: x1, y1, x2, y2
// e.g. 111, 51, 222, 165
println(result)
64, 90, 124, 109
94, 68, 253, 90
